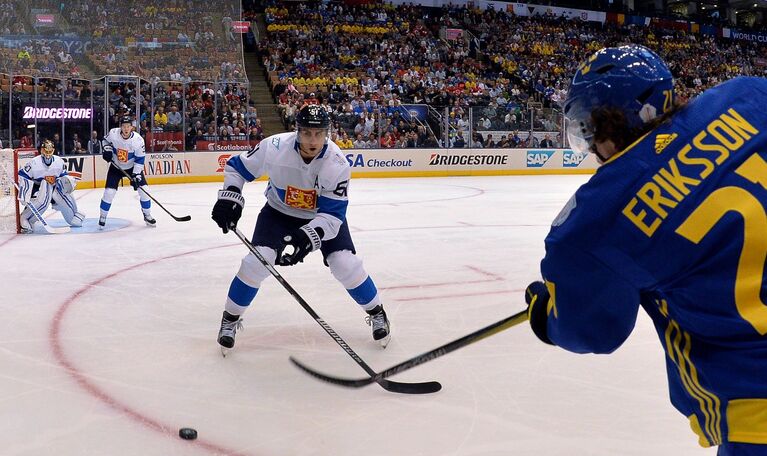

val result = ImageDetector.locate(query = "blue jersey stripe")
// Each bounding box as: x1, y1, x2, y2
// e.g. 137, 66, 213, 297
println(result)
227, 155, 257, 182
318, 195, 348, 220
133, 156, 145, 165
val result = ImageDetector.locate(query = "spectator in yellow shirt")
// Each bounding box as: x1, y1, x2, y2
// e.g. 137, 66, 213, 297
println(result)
153, 106, 168, 130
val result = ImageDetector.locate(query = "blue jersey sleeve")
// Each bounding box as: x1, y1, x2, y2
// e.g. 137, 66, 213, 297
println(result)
541, 241, 641, 354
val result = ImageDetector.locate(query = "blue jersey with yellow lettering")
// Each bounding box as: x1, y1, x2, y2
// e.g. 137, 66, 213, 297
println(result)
540, 76, 767, 447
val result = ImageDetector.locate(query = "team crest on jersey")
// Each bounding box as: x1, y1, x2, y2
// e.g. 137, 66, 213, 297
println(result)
285, 185, 317, 209
44, 175, 56, 185
117, 148, 129, 162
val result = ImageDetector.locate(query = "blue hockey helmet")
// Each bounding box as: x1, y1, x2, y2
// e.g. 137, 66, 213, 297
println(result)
563, 45, 674, 155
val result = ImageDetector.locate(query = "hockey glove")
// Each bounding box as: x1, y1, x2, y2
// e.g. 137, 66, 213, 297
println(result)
129, 172, 142, 191
101, 141, 114, 162
526, 281, 554, 345
212, 186, 244, 234
277, 225, 323, 266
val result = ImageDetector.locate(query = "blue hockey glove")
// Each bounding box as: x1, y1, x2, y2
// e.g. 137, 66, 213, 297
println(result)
526, 281, 554, 345
101, 141, 113, 162
277, 225, 323, 266
212, 186, 244, 234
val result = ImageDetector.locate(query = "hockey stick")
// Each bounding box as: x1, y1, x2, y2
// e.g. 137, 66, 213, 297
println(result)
111, 163, 191, 222
0, 161, 70, 234
290, 308, 529, 389
232, 228, 442, 394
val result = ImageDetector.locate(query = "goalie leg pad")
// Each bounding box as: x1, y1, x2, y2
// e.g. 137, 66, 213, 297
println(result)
327, 250, 381, 310
53, 187, 82, 226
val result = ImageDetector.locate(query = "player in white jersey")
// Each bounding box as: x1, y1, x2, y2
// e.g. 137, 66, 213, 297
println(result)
98, 115, 155, 228
212, 104, 391, 352
17, 139, 84, 233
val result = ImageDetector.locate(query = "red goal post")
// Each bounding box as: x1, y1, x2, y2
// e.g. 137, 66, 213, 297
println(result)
0, 148, 39, 233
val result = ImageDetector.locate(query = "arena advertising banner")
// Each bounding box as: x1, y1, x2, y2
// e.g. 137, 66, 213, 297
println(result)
195, 139, 253, 152
146, 132, 183, 152
57, 148, 597, 189
723, 29, 767, 43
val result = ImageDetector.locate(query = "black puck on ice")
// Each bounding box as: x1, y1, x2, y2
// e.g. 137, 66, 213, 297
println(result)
179, 428, 198, 440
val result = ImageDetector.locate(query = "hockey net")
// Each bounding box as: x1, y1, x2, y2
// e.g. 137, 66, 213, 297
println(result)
0, 148, 37, 233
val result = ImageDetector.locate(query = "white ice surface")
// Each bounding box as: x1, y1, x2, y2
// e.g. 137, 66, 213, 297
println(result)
0, 176, 716, 456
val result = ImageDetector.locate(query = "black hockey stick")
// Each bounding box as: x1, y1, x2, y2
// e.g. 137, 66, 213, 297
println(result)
290, 308, 529, 389
232, 228, 442, 394
111, 163, 191, 222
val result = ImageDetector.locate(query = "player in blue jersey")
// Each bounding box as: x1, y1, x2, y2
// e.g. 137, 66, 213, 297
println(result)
525, 44, 767, 455
212, 104, 391, 355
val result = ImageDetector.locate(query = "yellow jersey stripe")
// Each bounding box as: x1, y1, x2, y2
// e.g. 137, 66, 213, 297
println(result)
665, 321, 721, 445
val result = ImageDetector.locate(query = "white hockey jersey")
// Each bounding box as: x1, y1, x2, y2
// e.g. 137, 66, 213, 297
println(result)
224, 132, 350, 240
17, 154, 68, 201
105, 128, 146, 173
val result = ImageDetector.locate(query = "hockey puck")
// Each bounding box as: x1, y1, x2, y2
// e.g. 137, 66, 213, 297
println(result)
179, 428, 198, 440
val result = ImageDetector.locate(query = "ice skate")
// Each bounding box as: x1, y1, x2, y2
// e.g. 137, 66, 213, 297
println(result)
98, 214, 107, 230
143, 213, 156, 227
366, 306, 391, 348
218, 311, 243, 357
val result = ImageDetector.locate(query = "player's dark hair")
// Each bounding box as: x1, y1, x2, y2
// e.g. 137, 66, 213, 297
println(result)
591, 101, 687, 153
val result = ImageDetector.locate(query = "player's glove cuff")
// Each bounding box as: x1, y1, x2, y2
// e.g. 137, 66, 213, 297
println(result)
217, 188, 245, 206
526, 281, 554, 345
299, 225, 323, 251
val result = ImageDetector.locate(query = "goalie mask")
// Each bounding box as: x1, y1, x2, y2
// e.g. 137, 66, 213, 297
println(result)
295, 104, 330, 157
40, 139, 55, 166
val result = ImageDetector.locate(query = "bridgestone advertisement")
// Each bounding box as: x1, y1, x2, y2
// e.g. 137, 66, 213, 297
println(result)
17, 148, 598, 189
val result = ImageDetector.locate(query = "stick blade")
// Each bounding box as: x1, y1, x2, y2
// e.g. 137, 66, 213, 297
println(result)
289, 356, 442, 394
174, 215, 192, 222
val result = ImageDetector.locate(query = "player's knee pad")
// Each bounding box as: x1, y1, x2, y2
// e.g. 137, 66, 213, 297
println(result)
102, 187, 117, 204
237, 246, 278, 287
327, 250, 367, 289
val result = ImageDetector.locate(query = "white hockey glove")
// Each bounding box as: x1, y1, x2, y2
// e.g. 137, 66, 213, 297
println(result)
57, 175, 77, 194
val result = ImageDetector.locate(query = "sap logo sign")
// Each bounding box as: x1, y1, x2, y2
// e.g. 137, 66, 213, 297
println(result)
345, 154, 365, 167
526, 150, 555, 168
562, 150, 587, 167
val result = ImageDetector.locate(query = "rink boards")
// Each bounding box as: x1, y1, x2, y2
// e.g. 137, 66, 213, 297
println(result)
21, 148, 599, 189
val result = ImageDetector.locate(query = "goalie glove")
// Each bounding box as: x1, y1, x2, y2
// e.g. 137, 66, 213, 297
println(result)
56, 175, 77, 194
101, 140, 114, 163
277, 225, 323, 266
525, 281, 554, 345
211, 186, 244, 234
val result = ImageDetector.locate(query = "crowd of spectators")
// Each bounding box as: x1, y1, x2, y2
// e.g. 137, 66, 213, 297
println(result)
258, 1, 767, 149
58, 0, 246, 82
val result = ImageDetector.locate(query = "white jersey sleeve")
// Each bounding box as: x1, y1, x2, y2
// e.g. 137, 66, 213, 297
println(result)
222, 141, 267, 190
105, 128, 146, 174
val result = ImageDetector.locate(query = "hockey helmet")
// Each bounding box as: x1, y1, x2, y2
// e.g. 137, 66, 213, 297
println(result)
296, 104, 330, 130
295, 104, 330, 153
563, 44, 674, 155
40, 139, 55, 165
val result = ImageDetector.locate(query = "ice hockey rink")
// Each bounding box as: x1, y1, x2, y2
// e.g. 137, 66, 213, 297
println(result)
0, 175, 716, 456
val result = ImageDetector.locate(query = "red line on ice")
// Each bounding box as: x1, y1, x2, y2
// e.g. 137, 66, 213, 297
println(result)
49, 244, 254, 456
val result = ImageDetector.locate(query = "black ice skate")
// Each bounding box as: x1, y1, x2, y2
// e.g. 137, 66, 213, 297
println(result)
365, 306, 391, 348
143, 213, 156, 227
98, 215, 106, 230
218, 311, 243, 357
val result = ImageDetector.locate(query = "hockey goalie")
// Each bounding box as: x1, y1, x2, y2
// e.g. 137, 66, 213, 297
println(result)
17, 140, 84, 233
